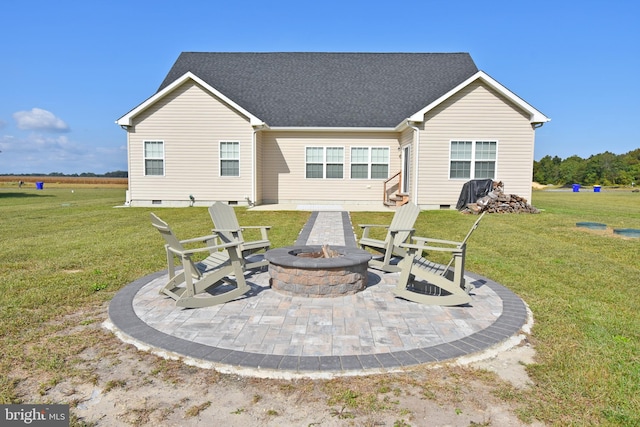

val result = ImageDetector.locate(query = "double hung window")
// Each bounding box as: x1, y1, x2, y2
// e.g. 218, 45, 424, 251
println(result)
306, 147, 344, 178
220, 141, 240, 177
144, 141, 164, 176
350, 147, 389, 179
450, 140, 497, 179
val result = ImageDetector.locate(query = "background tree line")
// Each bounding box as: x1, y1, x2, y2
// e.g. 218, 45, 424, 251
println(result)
533, 148, 640, 186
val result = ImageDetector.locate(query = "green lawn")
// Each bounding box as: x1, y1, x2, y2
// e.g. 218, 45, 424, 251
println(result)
1, 188, 638, 425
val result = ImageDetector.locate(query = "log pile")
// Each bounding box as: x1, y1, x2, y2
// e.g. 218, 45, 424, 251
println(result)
296, 244, 341, 258
462, 181, 540, 214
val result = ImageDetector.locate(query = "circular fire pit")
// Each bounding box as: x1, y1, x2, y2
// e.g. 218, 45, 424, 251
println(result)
264, 245, 372, 298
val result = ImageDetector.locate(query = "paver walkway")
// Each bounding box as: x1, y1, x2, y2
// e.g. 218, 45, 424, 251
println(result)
108, 210, 528, 377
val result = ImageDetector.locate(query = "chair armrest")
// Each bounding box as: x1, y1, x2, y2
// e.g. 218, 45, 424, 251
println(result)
388, 228, 416, 245
240, 225, 271, 240
400, 242, 464, 254
179, 234, 219, 245
359, 224, 389, 240
389, 228, 415, 233
212, 228, 241, 233
410, 236, 462, 247
168, 240, 242, 257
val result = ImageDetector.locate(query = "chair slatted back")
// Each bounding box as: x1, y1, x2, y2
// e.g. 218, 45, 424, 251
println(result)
150, 213, 203, 277
208, 201, 242, 245
150, 213, 185, 253
388, 202, 421, 246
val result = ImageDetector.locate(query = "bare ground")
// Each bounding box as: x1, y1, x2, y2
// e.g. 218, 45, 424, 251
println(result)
13, 302, 544, 427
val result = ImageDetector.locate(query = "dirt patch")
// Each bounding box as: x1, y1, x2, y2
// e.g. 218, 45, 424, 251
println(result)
575, 226, 639, 240
531, 182, 547, 190
12, 303, 544, 426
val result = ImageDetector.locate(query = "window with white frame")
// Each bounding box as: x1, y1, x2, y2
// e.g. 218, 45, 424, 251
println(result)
305, 147, 344, 178
450, 140, 496, 179
371, 147, 390, 179
144, 141, 164, 176
350, 147, 389, 179
220, 141, 240, 176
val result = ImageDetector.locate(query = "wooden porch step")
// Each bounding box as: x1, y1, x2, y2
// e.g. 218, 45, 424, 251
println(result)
386, 193, 410, 207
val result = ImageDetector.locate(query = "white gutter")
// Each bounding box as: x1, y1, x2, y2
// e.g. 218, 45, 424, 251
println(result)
249, 124, 270, 206
124, 127, 132, 205
267, 126, 396, 133
407, 121, 420, 203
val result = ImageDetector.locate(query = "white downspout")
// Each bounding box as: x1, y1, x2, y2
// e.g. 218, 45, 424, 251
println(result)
407, 121, 420, 204
250, 128, 257, 207
120, 124, 132, 206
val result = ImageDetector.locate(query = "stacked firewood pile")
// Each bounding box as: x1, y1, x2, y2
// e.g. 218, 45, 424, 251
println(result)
463, 181, 540, 214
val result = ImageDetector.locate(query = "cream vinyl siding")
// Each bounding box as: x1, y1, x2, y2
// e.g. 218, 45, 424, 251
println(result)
417, 81, 535, 208
127, 81, 254, 205
260, 131, 401, 204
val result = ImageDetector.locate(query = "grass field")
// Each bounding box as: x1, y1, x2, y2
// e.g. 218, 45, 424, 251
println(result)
0, 186, 638, 425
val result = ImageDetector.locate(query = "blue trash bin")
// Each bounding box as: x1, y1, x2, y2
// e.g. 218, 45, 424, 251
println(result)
594, 185, 601, 193
36, 182, 44, 190
572, 184, 580, 192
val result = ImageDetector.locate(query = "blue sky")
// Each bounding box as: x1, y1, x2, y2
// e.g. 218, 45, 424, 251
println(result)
1, 0, 638, 174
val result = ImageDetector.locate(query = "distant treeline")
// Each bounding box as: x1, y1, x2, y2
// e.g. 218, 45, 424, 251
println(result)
533, 149, 640, 186
0, 171, 128, 178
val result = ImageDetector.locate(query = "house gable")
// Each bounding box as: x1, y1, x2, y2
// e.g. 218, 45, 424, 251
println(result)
409, 71, 550, 125
117, 71, 265, 127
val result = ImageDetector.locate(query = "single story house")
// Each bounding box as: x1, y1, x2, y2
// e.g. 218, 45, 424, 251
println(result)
116, 52, 549, 209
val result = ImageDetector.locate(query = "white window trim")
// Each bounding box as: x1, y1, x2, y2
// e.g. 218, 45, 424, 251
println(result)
219, 141, 240, 177
448, 140, 498, 180
305, 146, 345, 179
143, 140, 165, 177
349, 146, 391, 180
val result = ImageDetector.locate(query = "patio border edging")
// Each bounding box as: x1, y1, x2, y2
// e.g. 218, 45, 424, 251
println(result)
107, 269, 530, 378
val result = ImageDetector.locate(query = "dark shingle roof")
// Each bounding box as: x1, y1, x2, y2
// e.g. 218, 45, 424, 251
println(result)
159, 52, 478, 128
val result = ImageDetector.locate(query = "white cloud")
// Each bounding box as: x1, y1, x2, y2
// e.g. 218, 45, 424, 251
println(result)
13, 108, 70, 132
0, 133, 127, 174
2, 133, 76, 155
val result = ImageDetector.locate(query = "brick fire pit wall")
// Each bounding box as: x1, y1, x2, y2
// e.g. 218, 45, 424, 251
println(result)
264, 245, 372, 298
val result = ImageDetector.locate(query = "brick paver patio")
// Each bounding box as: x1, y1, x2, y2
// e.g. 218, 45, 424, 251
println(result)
107, 210, 529, 377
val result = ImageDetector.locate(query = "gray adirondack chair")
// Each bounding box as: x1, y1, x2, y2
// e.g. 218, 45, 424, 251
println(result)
358, 202, 421, 272
208, 202, 271, 269
393, 212, 485, 306
150, 213, 251, 308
